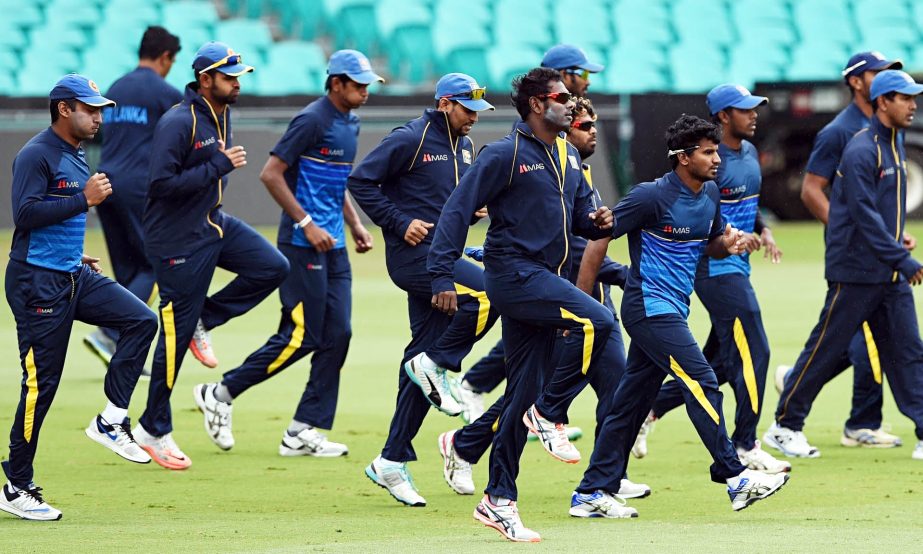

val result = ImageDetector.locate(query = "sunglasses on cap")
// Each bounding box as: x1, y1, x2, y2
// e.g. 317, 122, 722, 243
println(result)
198, 53, 243, 74
441, 87, 487, 101
571, 119, 595, 131
565, 68, 590, 80
536, 91, 573, 105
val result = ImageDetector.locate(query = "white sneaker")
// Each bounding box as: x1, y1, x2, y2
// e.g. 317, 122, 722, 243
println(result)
365, 456, 426, 507
453, 378, 485, 424
913, 441, 923, 460
763, 423, 820, 458
522, 405, 580, 463
84, 415, 151, 464
404, 353, 462, 416
193, 383, 234, 451
132, 425, 191, 470
737, 440, 792, 473
727, 469, 789, 511
841, 426, 903, 448
438, 431, 474, 495
631, 412, 656, 459
189, 318, 218, 368
569, 490, 639, 518
83, 329, 116, 366
618, 479, 651, 499
473, 495, 541, 542
0, 482, 62, 521
774, 365, 793, 394
527, 425, 583, 442
279, 427, 348, 457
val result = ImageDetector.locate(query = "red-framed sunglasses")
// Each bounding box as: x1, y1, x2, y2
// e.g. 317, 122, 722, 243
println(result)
571, 120, 595, 131
536, 91, 573, 105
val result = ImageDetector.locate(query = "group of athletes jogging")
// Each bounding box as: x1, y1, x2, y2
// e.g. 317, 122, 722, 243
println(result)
4, 24, 923, 543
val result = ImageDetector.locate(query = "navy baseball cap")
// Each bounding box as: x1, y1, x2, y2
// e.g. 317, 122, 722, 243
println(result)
706, 84, 768, 115
435, 73, 494, 111
541, 44, 604, 73
192, 42, 254, 76
842, 51, 902, 80
327, 50, 384, 84
870, 70, 923, 101
49, 74, 115, 107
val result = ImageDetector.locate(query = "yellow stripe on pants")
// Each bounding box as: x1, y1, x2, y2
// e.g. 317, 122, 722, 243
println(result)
669, 355, 720, 424
268, 302, 306, 374
862, 321, 882, 385
560, 308, 594, 375
23, 348, 38, 443
454, 283, 491, 336
732, 318, 759, 414
163, 303, 176, 389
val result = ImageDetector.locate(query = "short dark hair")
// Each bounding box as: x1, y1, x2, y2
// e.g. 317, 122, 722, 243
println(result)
665, 114, 721, 169
139, 26, 181, 61
872, 91, 898, 112
511, 67, 561, 120
50, 98, 77, 124
325, 74, 348, 92
194, 67, 218, 86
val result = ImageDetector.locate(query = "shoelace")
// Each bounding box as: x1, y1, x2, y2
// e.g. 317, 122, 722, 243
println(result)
193, 320, 210, 348
597, 492, 629, 513
552, 424, 572, 448
397, 464, 419, 492
111, 424, 138, 447
21, 485, 46, 506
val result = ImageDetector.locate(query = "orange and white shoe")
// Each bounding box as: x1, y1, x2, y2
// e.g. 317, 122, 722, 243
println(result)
189, 319, 218, 368
132, 425, 192, 470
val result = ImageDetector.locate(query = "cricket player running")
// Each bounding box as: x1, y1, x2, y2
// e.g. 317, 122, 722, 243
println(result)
770, 70, 923, 462
637, 85, 790, 475
574, 115, 789, 519
0, 74, 158, 521
134, 42, 289, 470
193, 50, 380, 457
349, 73, 498, 507
429, 68, 614, 542
83, 26, 183, 374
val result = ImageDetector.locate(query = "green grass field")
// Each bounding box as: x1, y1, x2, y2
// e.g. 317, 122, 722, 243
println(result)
3, 223, 923, 552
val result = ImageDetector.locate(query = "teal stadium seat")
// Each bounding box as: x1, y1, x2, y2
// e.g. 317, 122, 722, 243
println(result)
792, 0, 856, 49
31, 20, 92, 51
612, 0, 672, 46
255, 40, 326, 95
432, 23, 490, 83
730, 0, 796, 47
485, 45, 543, 92
785, 42, 848, 81
604, 43, 669, 93
101, 0, 161, 29
727, 41, 788, 89
494, 0, 553, 50
0, 50, 19, 74
668, 42, 727, 93
163, 0, 219, 30
44, 0, 102, 28
322, 0, 379, 55
552, 0, 612, 52
83, 42, 137, 91
272, 0, 323, 41
853, 0, 917, 47
0, 73, 17, 96
216, 18, 273, 67
376, 0, 434, 84
0, 0, 44, 29
672, 0, 735, 47
907, 44, 923, 73
165, 26, 216, 91
17, 47, 82, 96
0, 21, 29, 53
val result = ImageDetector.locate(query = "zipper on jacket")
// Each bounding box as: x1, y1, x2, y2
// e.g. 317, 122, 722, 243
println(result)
202, 98, 227, 239
890, 127, 902, 282
540, 136, 568, 275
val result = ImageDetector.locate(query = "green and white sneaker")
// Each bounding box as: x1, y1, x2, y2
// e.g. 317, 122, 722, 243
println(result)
365, 456, 426, 507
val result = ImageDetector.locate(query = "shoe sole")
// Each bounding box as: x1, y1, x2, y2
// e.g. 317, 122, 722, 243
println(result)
0, 501, 62, 521
774, 365, 791, 395
279, 445, 348, 457
84, 427, 151, 464
138, 444, 191, 470
192, 385, 234, 451
840, 436, 902, 448
188, 341, 218, 368
733, 473, 790, 512
403, 359, 461, 416
762, 433, 821, 458
364, 466, 426, 507
568, 506, 639, 518
438, 432, 473, 495
618, 489, 651, 500
522, 410, 580, 464
473, 507, 541, 542
83, 336, 113, 366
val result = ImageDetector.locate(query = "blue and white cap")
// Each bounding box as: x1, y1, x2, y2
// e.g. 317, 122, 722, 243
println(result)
435, 73, 494, 111
192, 41, 254, 76
706, 84, 768, 115
541, 44, 604, 72
327, 50, 384, 84
870, 70, 923, 101
49, 74, 115, 106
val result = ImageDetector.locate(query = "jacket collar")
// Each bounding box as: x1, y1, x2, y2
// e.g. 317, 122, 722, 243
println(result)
870, 114, 896, 139
184, 83, 230, 117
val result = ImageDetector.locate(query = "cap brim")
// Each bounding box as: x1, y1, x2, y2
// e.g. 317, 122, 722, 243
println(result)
896, 83, 923, 96
577, 61, 604, 73
347, 70, 385, 85
218, 64, 255, 77
870, 59, 903, 71
76, 95, 116, 107
730, 96, 769, 110
456, 98, 494, 112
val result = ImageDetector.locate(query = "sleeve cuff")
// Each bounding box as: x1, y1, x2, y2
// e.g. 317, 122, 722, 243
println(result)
897, 256, 922, 279
431, 276, 455, 296
211, 150, 235, 176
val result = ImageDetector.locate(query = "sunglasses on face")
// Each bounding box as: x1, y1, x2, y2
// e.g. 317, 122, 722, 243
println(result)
441, 87, 487, 101
536, 91, 573, 105
572, 120, 595, 131
198, 54, 243, 74
565, 68, 590, 80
